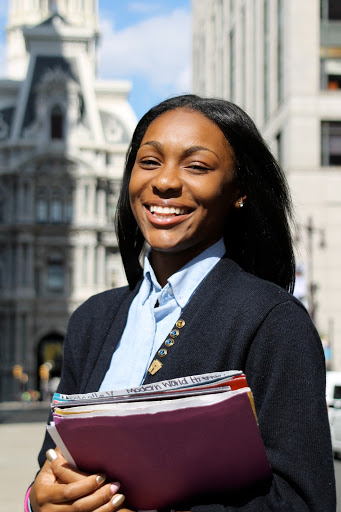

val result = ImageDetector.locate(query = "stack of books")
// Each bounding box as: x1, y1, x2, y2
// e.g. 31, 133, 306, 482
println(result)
48, 371, 272, 511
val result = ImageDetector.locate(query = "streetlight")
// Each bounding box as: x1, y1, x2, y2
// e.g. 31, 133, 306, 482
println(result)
296, 217, 326, 322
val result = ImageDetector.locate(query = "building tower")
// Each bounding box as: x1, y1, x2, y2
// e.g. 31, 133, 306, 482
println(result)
0, 0, 137, 400
6, 0, 100, 80
192, 0, 341, 368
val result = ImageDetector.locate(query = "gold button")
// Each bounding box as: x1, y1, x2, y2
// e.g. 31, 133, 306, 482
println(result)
170, 328, 179, 338
158, 348, 168, 357
176, 319, 186, 328
165, 338, 175, 347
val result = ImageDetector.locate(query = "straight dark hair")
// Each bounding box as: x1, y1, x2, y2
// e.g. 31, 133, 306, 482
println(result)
115, 94, 296, 292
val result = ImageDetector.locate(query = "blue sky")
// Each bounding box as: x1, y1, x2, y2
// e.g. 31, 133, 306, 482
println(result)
0, 0, 192, 120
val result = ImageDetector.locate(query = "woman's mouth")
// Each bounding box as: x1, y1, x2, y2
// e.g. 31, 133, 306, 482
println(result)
149, 205, 190, 216
144, 204, 194, 225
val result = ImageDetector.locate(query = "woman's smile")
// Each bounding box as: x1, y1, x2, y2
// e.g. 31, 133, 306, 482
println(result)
144, 201, 195, 225
129, 108, 240, 264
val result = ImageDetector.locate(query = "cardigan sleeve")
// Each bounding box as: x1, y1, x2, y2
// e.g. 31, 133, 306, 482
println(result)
36, 329, 79, 468
36, 285, 134, 469
190, 300, 336, 512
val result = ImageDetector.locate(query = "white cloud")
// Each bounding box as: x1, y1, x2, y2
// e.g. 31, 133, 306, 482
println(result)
98, 8, 191, 95
128, 2, 158, 14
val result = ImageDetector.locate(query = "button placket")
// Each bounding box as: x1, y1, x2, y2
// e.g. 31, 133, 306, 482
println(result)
148, 318, 186, 376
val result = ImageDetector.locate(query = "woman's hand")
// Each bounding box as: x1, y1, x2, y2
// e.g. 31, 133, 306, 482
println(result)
29, 448, 129, 512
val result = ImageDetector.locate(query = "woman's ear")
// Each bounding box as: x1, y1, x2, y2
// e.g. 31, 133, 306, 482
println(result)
234, 195, 247, 209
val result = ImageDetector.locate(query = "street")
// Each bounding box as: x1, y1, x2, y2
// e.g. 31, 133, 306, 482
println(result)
1, 405, 341, 511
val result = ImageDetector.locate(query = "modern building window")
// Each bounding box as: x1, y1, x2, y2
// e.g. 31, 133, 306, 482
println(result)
229, 29, 236, 102
277, 0, 284, 104
51, 105, 64, 140
263, 0, 270, 121
241, 6, 247, 108
321, 121, 341, 165
321, 0, 341, 20
321, 58, 341, 90
230, 0, 235, 15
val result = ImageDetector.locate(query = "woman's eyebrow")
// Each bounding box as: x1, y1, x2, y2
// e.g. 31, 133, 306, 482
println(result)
140, 140, 162, 151
182, 145, 220, 160
139, 142, 221, 161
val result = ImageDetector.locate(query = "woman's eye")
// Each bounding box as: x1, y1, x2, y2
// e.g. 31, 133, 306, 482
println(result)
187, 164, 210, 172
140, 159, 159, 167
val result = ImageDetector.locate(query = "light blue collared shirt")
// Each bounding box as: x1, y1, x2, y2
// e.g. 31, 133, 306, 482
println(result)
99, 239, 226, 391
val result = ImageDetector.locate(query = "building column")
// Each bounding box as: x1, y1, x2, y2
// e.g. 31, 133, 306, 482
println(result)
73, 244, 83, 292
88, 180, 96, 224
97, 244, 105, 287
73, 179, 83, 224
97, 183, 106, 225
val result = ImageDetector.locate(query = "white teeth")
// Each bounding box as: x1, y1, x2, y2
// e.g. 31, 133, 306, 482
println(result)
149, 205, 187, 215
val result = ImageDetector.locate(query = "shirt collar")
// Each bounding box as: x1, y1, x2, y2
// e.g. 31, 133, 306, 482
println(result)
142, 239, 226, 308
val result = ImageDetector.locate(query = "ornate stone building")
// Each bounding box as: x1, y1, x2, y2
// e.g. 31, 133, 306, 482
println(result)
0, 0, 137, 400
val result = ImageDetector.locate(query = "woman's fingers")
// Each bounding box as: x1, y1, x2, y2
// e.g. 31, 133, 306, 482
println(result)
33, 477, 124, 509
31, 448, 127, 511
69, 487, 126, 512
47, 449, 91, 483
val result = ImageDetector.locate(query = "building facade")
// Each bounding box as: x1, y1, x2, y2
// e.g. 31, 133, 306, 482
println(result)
0, 0, 137, 400
192, 0, 341, 368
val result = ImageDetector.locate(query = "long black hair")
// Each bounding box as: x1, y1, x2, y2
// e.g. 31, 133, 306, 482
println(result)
115, 94, 296, 292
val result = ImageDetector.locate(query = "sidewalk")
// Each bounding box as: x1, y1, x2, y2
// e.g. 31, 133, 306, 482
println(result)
0, 404, 48, 512
2, 405, 341, 511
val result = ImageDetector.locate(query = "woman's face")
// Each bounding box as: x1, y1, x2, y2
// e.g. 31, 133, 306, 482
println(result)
129, 108, 240, 260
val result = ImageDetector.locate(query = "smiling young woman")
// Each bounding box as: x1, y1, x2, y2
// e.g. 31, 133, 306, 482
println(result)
28, 95, 336, 512
129, 109, 241, 285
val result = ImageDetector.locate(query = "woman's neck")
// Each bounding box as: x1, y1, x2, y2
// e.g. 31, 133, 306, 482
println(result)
149, 242, 218, 287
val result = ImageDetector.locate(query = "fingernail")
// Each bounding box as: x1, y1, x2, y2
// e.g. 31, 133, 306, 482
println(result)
110, 482, 120, 494
96, 473, 106, 484
112, 494, 125, 507
46, 449, 58, 462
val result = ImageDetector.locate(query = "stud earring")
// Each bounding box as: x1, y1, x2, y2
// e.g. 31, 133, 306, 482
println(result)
238, 199, 244, 208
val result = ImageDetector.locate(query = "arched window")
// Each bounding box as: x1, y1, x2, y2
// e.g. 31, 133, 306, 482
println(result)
50, 105, 64, 140
50, 188, 63, 223
46, 252, 65, 292
36, 187, 49, 222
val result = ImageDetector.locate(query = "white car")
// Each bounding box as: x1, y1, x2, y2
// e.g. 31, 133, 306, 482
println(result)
326, 371, 341, 458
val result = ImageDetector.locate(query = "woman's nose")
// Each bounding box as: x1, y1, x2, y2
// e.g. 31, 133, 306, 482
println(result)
151, 164, 182, 194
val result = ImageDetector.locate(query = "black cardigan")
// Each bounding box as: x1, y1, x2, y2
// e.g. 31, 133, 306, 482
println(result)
37, 257, 336, 511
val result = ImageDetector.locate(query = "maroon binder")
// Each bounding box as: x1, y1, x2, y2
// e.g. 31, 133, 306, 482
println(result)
50, 387, 272, 510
